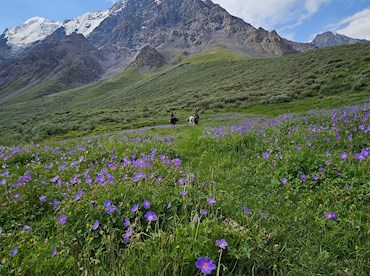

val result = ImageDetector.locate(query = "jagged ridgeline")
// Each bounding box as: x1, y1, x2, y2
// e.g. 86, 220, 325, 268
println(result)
0, 0, 314, 99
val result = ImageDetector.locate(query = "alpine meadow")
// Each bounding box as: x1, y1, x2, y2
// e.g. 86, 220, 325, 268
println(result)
0, 0, 369, 275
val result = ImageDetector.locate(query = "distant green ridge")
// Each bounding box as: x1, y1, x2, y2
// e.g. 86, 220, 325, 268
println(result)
0, 44, 369, 145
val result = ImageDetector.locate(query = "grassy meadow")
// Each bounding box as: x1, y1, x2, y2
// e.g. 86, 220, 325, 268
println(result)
0, 101, 369, 275
0, 43, 370, 145
0, 42, 369, 275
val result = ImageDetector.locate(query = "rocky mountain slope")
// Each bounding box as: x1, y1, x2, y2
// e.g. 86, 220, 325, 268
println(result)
312, 31, 369, 48
0, 33, 106, 101
89, 0, 313, 70
130, 46, 166, 70
0, 0, 315, 102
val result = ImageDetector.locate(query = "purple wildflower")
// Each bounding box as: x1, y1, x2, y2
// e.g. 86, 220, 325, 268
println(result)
216, 239, 228, 249
143, 200, 151, 209
179, 191, 188, 196
13, 194, 22, 201
281, 178, 287, 185
262, 152, 270, 159
58, 214, 68, 225
92, 220, 99, 231
354, 153, 365, 161
300, 174, 307, 182
124, 228, 133, 244
188, 172, 195, 179
106, 172, 115, 183
195, 256, 216, 274
200, 209, 208, 215
131, 204, 139, 213
53, 199, 58, 208
50, 175, 59, 183
74, 189, 83, 201
178, 178, 187, 186
104, 200, 117, 214
167, 202, 172, 209
23, 225, 32, 232
173, 158, 182, 167
258, 210, 267, 219
85, 176, 92, 187
10, 247, 18, 257
123, 218, 130, 227
144, 211, 157, 222
243, 206, 252, 215
52, 247, 57, 257
207, 198, 216, 204
39, 195, 47, 202
325, 212, 338, 221
69, 175, 81, 185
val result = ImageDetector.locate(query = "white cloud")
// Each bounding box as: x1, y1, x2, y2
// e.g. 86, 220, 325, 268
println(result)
293, 0, 332, 28
212, 0, 298, 30
305, 0, 332, 14
212, 0, 331, 32
331, 8, 370, 40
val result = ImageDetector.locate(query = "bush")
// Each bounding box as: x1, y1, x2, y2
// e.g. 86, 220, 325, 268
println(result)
319, 83, 352, 95
352, 77, 367, 91
267, 94, 292, 104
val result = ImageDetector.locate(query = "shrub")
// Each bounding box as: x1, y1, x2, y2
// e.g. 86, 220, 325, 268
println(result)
267, 94, 292, 104
319, 83, 352, 95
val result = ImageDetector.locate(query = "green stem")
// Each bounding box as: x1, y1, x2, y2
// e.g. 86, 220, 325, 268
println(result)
216, 249, 223, 276
194, 218, 200, 242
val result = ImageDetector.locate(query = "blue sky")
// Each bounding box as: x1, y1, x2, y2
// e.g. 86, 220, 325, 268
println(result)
1, 0, 369, 42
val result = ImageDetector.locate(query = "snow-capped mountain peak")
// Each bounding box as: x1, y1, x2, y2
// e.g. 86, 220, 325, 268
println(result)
63, 10, 110, 37
110, 0, 127, 13
3, 8, 112, 51
5, 16, 61, 48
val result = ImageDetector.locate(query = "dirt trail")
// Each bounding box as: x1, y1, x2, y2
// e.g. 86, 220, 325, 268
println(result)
62, 124, 187, 143
62, 112, 264, 143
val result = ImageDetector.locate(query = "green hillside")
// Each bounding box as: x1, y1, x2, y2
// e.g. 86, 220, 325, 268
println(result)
0, 44, 370, 145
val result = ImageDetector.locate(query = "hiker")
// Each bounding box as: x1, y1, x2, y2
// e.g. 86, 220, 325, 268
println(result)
169, 112, 179, 124
193, 110, 199, 125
